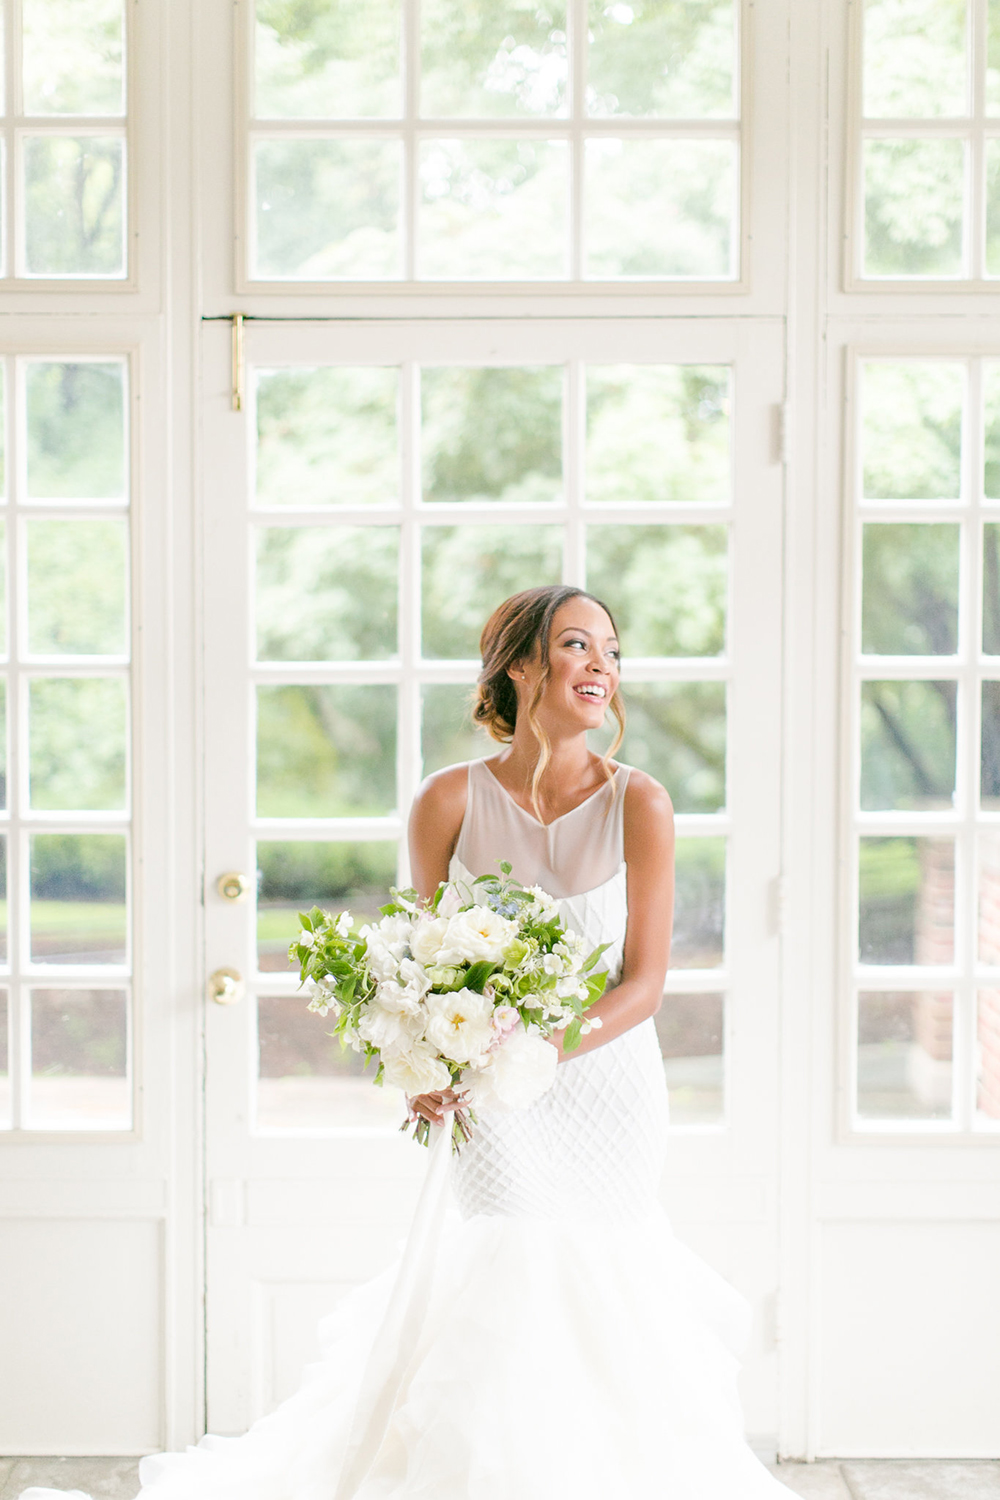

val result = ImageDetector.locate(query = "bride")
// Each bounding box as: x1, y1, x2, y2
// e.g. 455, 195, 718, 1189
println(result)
23, 584, 791, 1500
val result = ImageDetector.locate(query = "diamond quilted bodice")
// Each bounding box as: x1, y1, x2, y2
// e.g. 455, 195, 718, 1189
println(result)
449, 861, 669, 1224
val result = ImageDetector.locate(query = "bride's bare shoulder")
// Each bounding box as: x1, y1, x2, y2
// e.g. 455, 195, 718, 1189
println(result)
410, 762, 471, 826
621, 767, 674, 834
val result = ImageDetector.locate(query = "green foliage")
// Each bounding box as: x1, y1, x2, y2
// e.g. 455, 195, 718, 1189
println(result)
26, 362, 126, 499
861, 523, 959, 655
256, 683, 397, 816
422, 367, 562, 505
255, 0, 400, 117
671, 837, 725, 967
254, 139, 400, 279
29, 678, 126, 811
22, 0, 124, 114
862, 0, 967, 118
28, 518, 127, 655
24, 136, 124, 277
421, 523, 562, 658
257, 840, 398, 903
256, 366, 398, 506
858, 836, 920, 963
421, 0, 567, 116
863, 138, 964, 278
587, 0, 734, 118
586, 364, 730, 506
256, 525, 399, 660
860, 680, 956, 810
587, 523, 728, 656
862, 363, 962, 500
31, 834, 126, 902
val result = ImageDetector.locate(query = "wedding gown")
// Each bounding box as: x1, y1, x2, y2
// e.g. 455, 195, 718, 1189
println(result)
23, 759, 791, 1500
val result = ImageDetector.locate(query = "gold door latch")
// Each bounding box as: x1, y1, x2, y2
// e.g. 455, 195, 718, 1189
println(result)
217, 871, 252, 902
208, 967, 245, 1006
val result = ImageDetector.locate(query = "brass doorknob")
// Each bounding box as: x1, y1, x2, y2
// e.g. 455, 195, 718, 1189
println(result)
208, 967, 244, 1006
217, 871, 252, 902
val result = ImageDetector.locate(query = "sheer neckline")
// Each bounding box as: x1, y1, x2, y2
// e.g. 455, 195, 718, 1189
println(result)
479, 759, 621, 830
450, 854, 625, 906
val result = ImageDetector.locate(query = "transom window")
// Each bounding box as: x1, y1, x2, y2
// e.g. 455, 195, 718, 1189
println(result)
851, 354, 1000, 1131
854, 0, 1000, 284
0, 0, 129, 281
244, 0, 741, 284
0, 355, 133, 1133
248, 359, 733, 1131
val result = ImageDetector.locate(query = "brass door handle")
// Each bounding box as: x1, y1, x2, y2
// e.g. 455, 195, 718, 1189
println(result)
217, 871, 252, 902
208, 967, 244, 1006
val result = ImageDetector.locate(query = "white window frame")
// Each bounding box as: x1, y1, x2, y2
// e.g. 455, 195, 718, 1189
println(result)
233, 0, 753, 296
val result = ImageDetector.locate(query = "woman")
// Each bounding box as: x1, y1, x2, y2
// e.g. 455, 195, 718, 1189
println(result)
23, 585, 790, 1500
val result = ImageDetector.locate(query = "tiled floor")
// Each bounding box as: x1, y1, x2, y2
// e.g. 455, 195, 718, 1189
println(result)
0, 1457, 998, 1499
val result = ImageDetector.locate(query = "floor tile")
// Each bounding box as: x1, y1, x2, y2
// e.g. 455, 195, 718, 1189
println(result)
2, 1458, 140, 1500
772, 1461, 853, 1498
842, 1461, 1000, 1500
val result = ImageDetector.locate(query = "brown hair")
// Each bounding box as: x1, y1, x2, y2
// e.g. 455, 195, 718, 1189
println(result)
473, 585, 626, 818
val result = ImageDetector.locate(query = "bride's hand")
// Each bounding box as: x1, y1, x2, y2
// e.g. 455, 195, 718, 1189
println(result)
408, 1088, 463, 1126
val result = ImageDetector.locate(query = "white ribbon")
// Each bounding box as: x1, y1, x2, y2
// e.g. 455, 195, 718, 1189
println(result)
333, 1120, 454, 1500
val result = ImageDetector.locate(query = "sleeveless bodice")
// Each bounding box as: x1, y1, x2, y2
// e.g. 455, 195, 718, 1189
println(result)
449, 759, 669, 1224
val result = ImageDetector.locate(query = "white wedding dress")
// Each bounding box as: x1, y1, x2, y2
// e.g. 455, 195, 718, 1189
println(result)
23, 760, 791, 1500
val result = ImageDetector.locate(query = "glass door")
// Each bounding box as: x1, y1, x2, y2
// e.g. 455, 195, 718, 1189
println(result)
201, 315, 785, 1435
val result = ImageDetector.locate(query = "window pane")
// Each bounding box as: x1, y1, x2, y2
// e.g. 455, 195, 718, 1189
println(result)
0, 521, 6, 656
861, 523, 959, 655
421, 367, 562, 505
863, 138, 964, 279
586, 524, 728, 657
860, 681, 956, 811
585, 137, 736, 279
977, 990, 1000, 1121
981, 681, 1000, 809
29, 677, 127, 811
587, 0, 735, 119
978, 831, 1000, 962
656, 993, 724, 1124
22, 0, 124, 116
672, 837, 724, 968
989, 0, 1000, 114
256, 684, 396, 817
0, 683, 7, 810
861, 363, 963, 502
0, 836, 7, 961
253, 139, 401, 280
255, 525, 398, 661
24, 136, 125, 278
586, 365, 730, 506
421, 524, 562, 659
254, 0, 401, 118
859, 837, 954, 965
255, 367, 398, 509
28, 988, 129, 1130
986, 525, 1000, 654
0, 988, 8, 1129
29, 833, 127, 965
421, 0, 568, 117
27, 518, 127, 656
26, 361, 126, 502
987, 141, 1000, 277
418, 139, 568, 280
862, 0, 968, 118
857, 991, 953, 1121
256, 840, 397, 972
614, 681, 726, 813
257, 992, 403, 1131
421, 684, 491, 776
0, 365, 6, 495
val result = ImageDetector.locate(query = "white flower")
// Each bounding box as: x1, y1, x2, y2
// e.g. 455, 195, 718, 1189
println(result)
491, 1004, 520, 1038
527, 886, 560, 923
397, 957, 432, 997
423, 986, 495, 1065
361, 912, 412, 981
335, 910, 352, 937
437, 906, 517, 966
437, 883, 463, 918
375, 978, 423, 1015
382, 1043, 452, 1096
358, 1002, 423, 1052
298, 929, 316, 949
464, 1026, 557, 1112
410, 915, 449, 967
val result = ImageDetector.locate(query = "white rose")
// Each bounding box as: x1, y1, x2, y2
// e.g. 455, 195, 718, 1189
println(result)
381, 1043, 452, 1096
437, 906, 517, 966
335, 910, 353, 937
358, 1002, 423, 1052
376, 977, 423, 1015
397, 957, 432, 997
410, 915, 449, 967
463, 1026, 557, 1112
422, 986, 495, 1065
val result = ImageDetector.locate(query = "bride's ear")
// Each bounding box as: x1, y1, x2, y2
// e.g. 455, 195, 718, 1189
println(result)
507, 662, 528, 684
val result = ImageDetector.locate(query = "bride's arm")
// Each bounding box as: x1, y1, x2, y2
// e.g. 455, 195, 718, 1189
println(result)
407, 765, 469, 901
551, 770, 674, 1062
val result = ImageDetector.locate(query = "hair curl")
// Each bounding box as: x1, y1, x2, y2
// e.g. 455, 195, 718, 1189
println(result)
473, 585, 626, 818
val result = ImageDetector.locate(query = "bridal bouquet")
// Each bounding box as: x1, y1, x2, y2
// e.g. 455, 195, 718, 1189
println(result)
290, 864, 608, 1147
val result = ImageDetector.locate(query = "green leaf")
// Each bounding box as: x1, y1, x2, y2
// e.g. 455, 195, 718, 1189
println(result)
582, 942, 611, 973
462, 959, 498, 993
562, 1018, 584, 1053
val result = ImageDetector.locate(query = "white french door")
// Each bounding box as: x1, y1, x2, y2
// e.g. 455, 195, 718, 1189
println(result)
201, 315, 786, 1438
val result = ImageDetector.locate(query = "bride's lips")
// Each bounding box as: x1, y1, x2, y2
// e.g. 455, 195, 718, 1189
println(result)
573, 682, 608, 701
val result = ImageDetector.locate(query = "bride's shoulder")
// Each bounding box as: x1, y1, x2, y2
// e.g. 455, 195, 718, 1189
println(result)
410, 761, 473, 822
620, 766, 674, 828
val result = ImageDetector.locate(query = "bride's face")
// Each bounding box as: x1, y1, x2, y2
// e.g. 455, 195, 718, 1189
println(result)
516, 598, 621, 733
